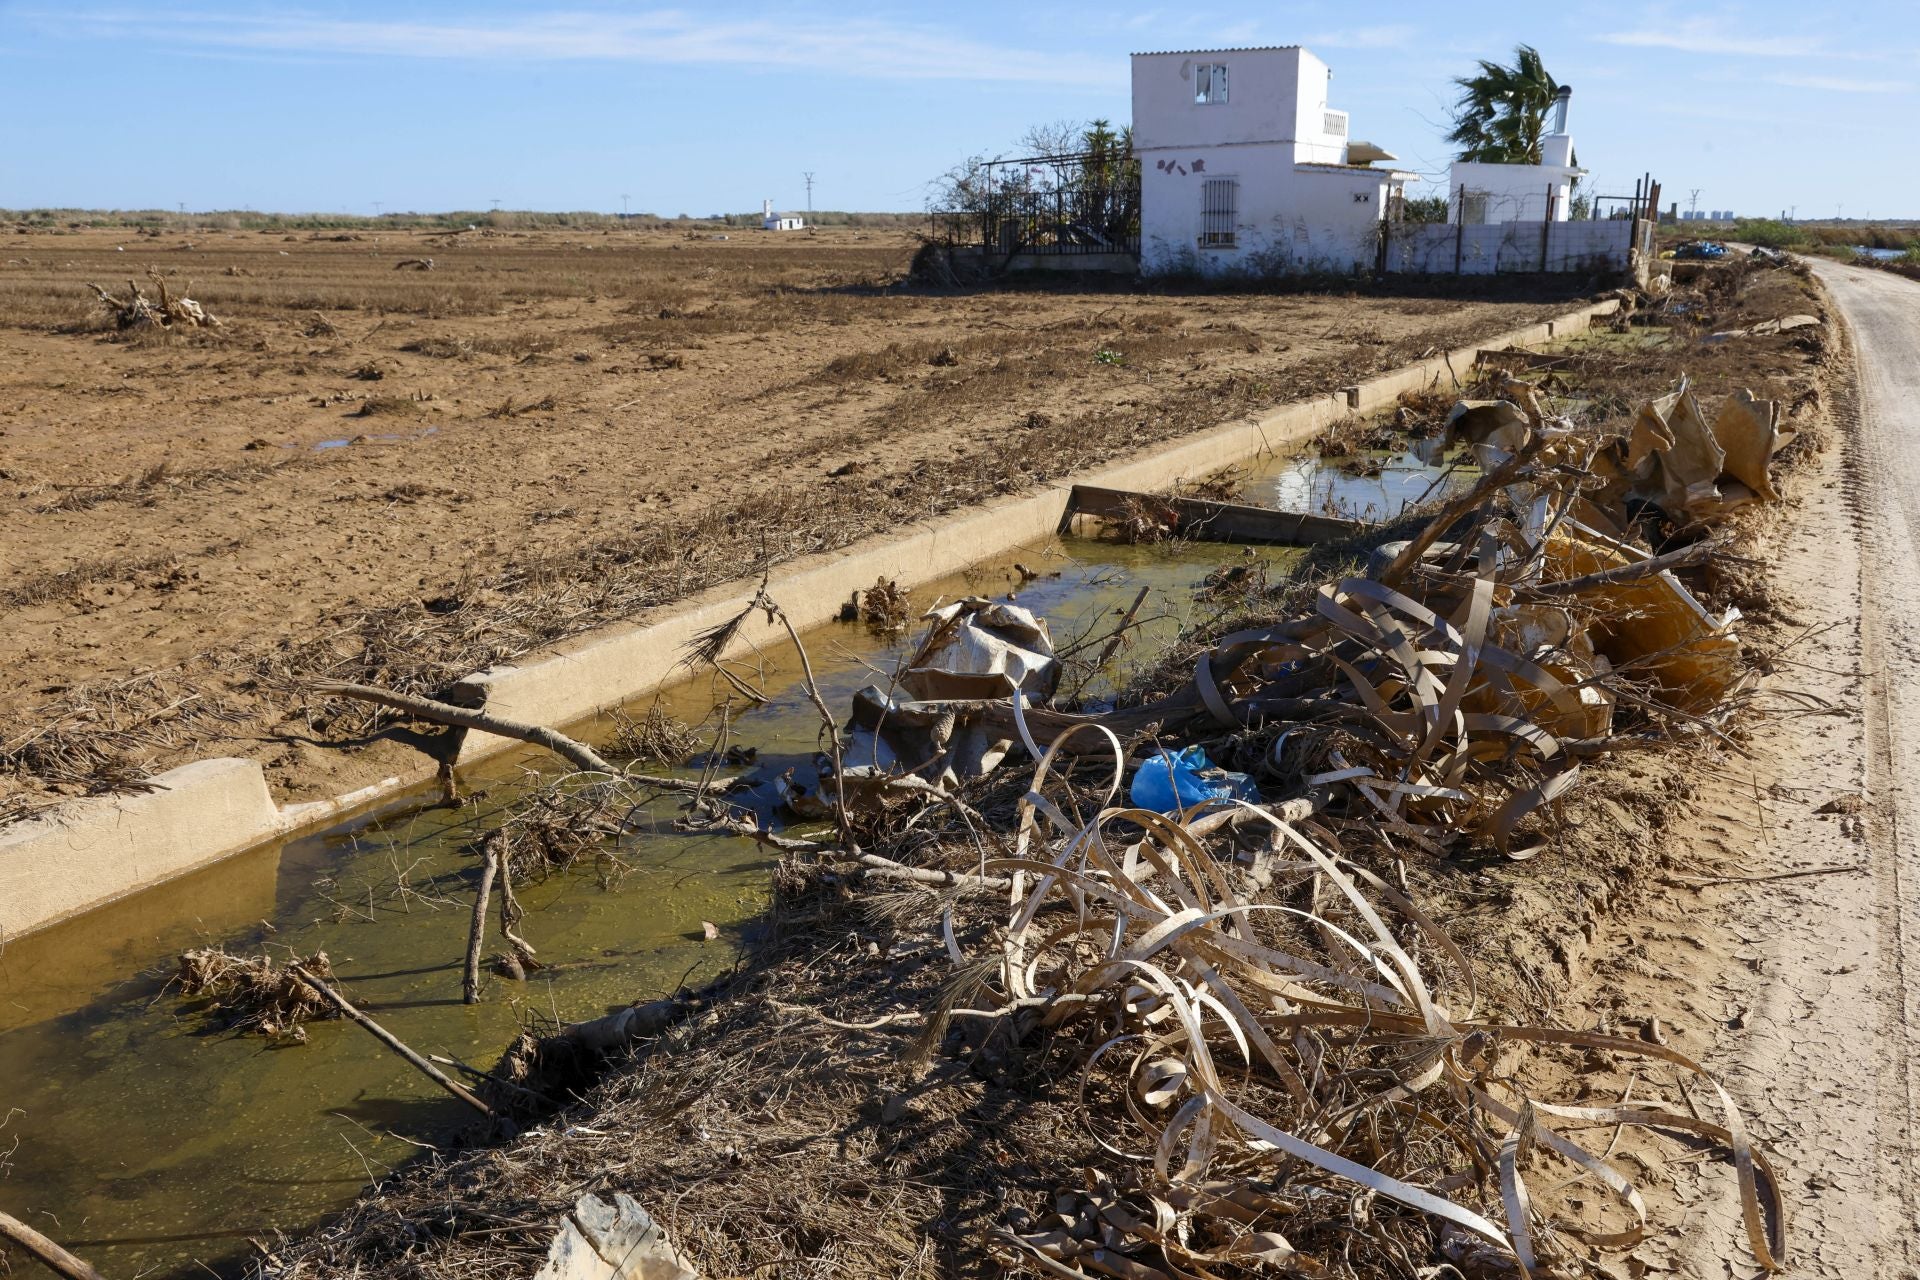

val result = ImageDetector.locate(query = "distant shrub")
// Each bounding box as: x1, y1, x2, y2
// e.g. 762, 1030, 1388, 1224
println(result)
1730, 218, 1809, 249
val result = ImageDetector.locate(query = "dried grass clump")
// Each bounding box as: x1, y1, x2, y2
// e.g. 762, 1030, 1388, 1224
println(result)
488, 779, 636, 886
859, 577, 911, 635
607, 701, 700, 766
174, 948, 338, 1038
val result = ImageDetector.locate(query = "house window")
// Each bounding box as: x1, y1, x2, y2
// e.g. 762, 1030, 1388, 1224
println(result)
1201, 178, 1237, 247
1323, 111, 1348, 137
1461, 190, 1489, 224
1194, 63, 1228, 104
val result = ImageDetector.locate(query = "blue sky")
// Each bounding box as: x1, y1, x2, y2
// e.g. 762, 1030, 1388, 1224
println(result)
3, 2, 1914, 218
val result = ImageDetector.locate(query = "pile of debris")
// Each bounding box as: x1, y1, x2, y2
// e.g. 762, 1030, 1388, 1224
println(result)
260, 362, 1800, 1279
86, 269, 220, 330
832, 374, 1781, 856
173, 948, 338, 1039
748, 369, 1793, 1275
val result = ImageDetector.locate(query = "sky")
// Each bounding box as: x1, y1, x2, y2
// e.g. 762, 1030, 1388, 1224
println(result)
2, 1, 1915, 219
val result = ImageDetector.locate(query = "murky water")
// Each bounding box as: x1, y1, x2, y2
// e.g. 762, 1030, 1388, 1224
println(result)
0, 534, 1312, 1278
1242, 440, 1478, 523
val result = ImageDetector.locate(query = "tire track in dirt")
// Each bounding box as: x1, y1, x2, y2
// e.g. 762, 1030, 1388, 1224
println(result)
1815, 257, 1920, 1277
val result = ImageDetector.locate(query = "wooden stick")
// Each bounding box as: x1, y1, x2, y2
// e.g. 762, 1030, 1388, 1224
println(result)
495, 839, 538, 965
312, 679, 730, 795
313, 679, 615, 774
855, 853, 1010, 891
1668, 863, 1865, 889
1093, 585, 1152, 670
0, 1209, 107, 1280
462, 848, 498, 1004
287, 963, 497, 1119
1526, 540, 1718, 596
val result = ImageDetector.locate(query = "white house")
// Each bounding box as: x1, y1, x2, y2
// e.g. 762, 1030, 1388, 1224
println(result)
761, 200, 804, 231
1449, 87, 1585, 224
1131, 46, 1415, 274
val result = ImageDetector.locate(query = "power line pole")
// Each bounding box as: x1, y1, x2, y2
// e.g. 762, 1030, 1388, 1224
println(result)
621, 193, 630, 222
1687, 188, 1701, 218
802, 171, 815, 214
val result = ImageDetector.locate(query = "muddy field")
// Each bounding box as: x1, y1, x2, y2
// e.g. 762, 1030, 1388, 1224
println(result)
0, 226, 1584, 816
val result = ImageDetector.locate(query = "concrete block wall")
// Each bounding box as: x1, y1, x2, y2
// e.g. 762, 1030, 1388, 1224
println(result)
1383, 220, 1633, 276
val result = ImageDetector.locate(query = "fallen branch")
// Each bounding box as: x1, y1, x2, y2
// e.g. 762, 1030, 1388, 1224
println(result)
1528, 540, 1722, 597
495, 838, 538, 968
312, 679, 731, 795
287, 962, 497, 1119
312, 679, 614, 774
0, 1209, 107, 1280
463, 848, 499, 1004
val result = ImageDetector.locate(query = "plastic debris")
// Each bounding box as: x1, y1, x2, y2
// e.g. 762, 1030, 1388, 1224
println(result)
1127, 745, 1258, 812
534, 1193, 697, 1280
900, 598, 1056, 702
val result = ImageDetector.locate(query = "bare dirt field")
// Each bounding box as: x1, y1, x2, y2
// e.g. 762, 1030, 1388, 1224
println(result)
0, 225, 1586, 816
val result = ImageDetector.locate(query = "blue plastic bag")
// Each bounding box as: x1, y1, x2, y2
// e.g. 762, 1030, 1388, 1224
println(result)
1129, 746, 1258, 813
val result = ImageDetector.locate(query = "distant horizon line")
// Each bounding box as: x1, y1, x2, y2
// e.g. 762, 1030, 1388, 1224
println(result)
6, 207, 1915, 226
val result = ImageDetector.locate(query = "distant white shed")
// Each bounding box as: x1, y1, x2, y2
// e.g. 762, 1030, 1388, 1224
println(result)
761, 200, 804, 231
1449, 87, 1586, 224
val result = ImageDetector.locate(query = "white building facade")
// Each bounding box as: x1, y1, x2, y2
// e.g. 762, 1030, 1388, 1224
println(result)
761, 199, 804, 231
1131, 46, 1414, 274
1449, 89, 1585, 225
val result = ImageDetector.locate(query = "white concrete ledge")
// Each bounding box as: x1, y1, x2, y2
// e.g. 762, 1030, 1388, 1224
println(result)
0, 759, 281, 938
0, 298, 1617, 938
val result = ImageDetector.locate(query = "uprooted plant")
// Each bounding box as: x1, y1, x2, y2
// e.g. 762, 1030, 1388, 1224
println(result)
87, 269, 220, 331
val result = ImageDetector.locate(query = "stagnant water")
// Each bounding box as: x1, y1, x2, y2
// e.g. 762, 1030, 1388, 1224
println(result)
0, 452, 1428, 1278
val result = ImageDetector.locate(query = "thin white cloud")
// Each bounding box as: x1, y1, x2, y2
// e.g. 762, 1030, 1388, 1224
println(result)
1772, 73, 1912, 94
1597, 21, 1873, 59
1304, 25, 1415, 50
21, 8, 1117, 85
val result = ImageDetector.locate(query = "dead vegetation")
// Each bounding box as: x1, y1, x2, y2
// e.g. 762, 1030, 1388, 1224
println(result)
173, 948, 339, 1040
251, 255, 1829, 1280
85, 269, 219, 332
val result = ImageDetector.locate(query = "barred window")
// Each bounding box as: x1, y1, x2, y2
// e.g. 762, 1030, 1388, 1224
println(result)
1323, 111, 1348, 137
1201, 178, 1238, 247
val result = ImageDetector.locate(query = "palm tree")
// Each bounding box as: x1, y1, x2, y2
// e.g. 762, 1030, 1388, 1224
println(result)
1448, 45, 1561, 164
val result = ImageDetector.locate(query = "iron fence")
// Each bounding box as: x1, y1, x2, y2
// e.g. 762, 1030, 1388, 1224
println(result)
931, 184, 1140, 257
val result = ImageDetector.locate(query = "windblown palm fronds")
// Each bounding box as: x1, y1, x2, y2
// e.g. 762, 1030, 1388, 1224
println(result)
1448, 45, 1561, 165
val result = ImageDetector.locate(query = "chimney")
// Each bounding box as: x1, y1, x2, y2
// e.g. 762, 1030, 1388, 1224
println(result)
1550, 85, 1572, 135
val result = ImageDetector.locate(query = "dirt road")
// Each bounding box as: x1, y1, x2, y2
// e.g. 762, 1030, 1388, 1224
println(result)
1815, 258, 1920, 1276
1659, 258, 1920, 1277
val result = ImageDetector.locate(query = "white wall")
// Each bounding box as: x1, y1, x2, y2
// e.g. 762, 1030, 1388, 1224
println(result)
1130, 47, 1347, 159
1139, 145, 1395, 274
1451, 160, 1580, 224
1133, 45, 1393, 275
1382, 219, 1635, 275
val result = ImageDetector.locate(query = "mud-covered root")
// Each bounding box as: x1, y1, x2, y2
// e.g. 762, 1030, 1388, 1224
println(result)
87, 270, 219, 330
482, 997, 692, 1119
174, 948, 337, 1038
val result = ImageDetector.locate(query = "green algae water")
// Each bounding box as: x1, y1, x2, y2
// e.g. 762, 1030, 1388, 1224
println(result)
0, 533, 1306, 1278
